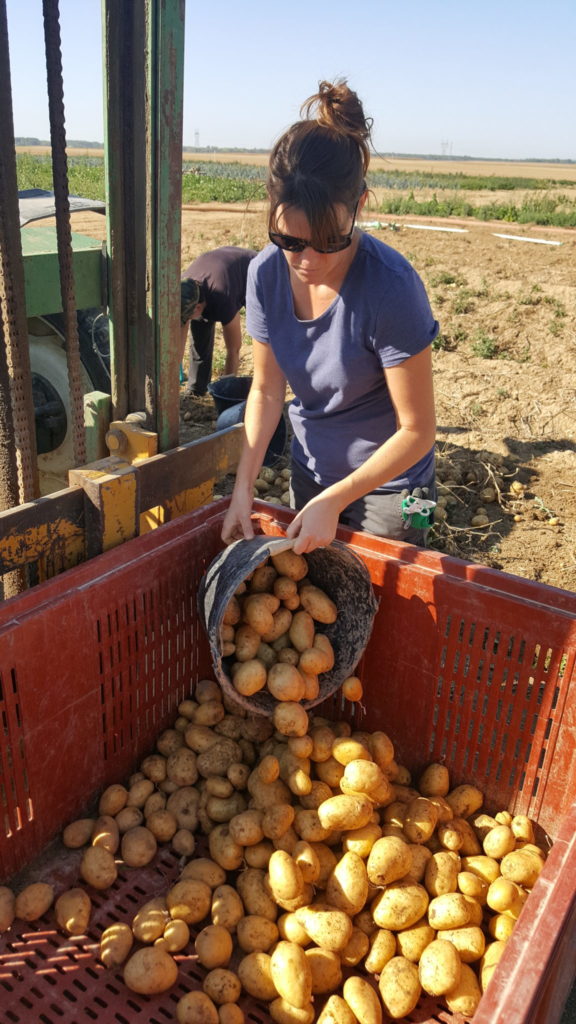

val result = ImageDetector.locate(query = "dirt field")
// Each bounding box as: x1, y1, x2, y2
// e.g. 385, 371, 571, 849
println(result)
66, 178, 575, 595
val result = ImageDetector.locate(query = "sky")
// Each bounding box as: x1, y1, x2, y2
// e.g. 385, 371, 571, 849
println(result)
6, 0, 576, 162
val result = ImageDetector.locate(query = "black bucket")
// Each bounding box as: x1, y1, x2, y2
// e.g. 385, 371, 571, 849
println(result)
198, 535, 379, 716
208, 376, 287, 468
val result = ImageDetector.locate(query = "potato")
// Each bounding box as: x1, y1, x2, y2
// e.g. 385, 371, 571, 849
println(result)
177, 990, 220, 1023
184, 722, 218, 752
249, 773, 292, 810
165, 747, 198, 787
274, 702, 309, 738
180, 857, 226, 889
54, 887, 91, 936
340, 926, 370, 967
237, 951, 278, 1001
62, 817, 96, 849
371, 883, 429, 931
243, 594, 280, 635
0, 887, 15, 933
237, 914, 279, 953
483, 824, 516, 860
312, 633, 335, 671
263, 804, 296, 841
486, 877, 528, 918
80, 846, 117, 890
99, 783, 129, 816
445, 784, 483, 819
250, 564, 278, 592
289, 610, 316, 652
121, 825, 157, 867
318, 793, 374, 832
114, 806, 144, 831
132, 896, 171, 942
362, 928, 395, 974
460, 853, 501, 884
296, 647, 329, 676
271, 550, 308, 581
427, 892, 471, 930
424, 850, 461, 896
479, 939, 507, 991
155, 919, 190, 953
219, 1006, 245, 1024
394, 918, 435, 962
331, 736, 371, 766
278, 911, 311, 946
274, 575, 298, 600
343, 975, 383, 1024
194, 923, 234, 967
123, 946, 178, 994
439, 925, 486, 963
147, 808, 178, 842
228, 761, 251, 790
488, 912, 516, 942
511, 814, 535, 844
212, 884, 246, 931
156, 726, 185, 757
309, 725, 337, 762
245, 841, 275, 869
127, 778, 155, 807
299, 584, 338, 624
316, 995, 357, 1024
378, 956, 421, 1019
444, 962, 482, 1016
269, 999, 314, 1024
500, 849, 543, 888
270, 940, 313, 1010
418, 762, 450, 797
418, 938, 462, 996
404, 797, 439, 844
141, 753, 167, 783
325, 851, 369, 917
99, 921, 134, 967
207, 792, 248, 823
236, 868, 278, 920
295, 905, 353, 953
291, 841, 320, 885
309, 843, 338, 887
293, 808, 331, 843
203, 967, 242, 1005
304, 946, 342, 994
268, 663, 306, 702
367, 836, 413, 886
167, 879, 212, 924
342, 758, 388, 797
209, 824, 244, 871
341, 822, 382, 859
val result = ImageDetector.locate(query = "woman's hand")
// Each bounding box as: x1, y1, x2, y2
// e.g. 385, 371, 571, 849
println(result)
221, 492, 255, 545
285, 491, 341, 553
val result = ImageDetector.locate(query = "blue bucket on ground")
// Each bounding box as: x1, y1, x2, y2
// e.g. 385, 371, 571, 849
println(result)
208, 376, 287, 468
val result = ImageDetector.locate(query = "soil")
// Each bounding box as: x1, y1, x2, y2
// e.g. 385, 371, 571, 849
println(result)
68, 201, 576, 593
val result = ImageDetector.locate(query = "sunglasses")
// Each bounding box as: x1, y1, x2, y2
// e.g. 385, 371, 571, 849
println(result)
269, 199, 360, 254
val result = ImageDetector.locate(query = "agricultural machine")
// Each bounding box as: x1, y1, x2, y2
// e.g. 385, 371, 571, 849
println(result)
0, 0, 242, 600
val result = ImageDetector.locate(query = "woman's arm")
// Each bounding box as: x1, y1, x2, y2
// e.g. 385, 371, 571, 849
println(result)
286, 346, 436, 553
221, 339, 287, 544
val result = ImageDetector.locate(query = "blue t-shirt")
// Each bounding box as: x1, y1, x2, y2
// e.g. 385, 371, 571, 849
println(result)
246, 232, 438, 491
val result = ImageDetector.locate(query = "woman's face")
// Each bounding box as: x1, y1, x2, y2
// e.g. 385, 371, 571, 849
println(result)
273, 203, 360, 284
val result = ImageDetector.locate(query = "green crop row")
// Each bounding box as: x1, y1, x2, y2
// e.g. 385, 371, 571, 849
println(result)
378, 191, 576, 227
16, 154, 576, 225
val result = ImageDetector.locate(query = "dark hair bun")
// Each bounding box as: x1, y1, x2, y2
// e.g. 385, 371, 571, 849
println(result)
301, 79, 372, 173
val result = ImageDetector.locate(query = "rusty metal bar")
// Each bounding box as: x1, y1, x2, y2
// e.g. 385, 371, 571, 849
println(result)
0, 0, 40, 595
42, 0, 87, 467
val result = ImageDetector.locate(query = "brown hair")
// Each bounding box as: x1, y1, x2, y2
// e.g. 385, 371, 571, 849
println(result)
267, 79, 373, 248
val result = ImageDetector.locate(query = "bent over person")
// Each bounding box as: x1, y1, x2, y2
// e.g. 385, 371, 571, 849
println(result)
180, 246, 258, 397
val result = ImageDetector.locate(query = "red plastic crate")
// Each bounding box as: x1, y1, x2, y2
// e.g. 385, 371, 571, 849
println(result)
1, 498, 575, 1023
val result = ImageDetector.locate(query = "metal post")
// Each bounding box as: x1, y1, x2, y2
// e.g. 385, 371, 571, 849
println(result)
103, 0, 184, 450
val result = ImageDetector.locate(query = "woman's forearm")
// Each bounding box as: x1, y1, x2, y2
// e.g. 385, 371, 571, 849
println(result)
232, 385, 286, 493
325, 421, 436, 511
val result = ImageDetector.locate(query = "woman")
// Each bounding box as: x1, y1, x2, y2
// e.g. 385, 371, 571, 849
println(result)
222, 80, 438, 554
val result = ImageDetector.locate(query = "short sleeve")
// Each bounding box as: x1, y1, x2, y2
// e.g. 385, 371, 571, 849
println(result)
245, 256, 271, 344
373, 265, 438, 367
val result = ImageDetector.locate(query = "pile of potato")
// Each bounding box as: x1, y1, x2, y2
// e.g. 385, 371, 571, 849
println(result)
0, 677, 549, 1023
220, 548, 342, 717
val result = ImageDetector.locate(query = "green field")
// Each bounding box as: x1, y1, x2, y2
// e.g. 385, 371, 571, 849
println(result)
16, 153, 576, 227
